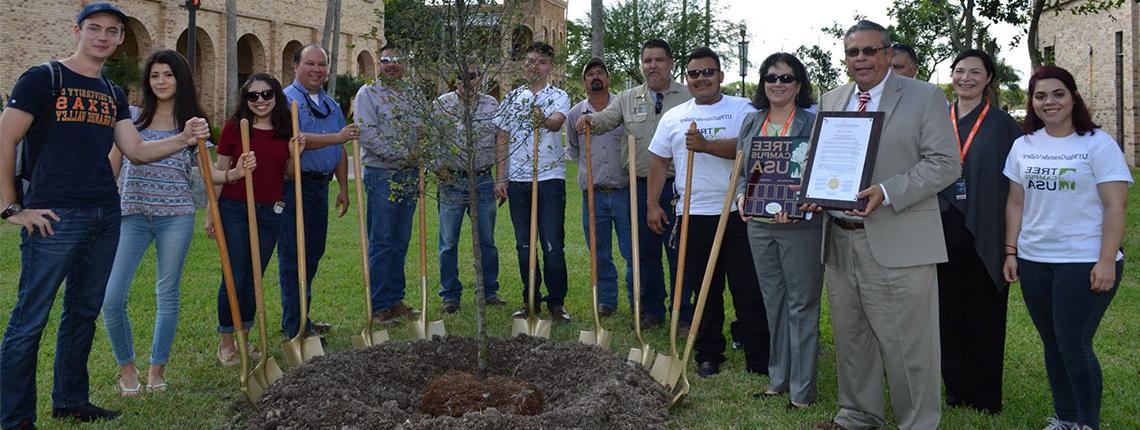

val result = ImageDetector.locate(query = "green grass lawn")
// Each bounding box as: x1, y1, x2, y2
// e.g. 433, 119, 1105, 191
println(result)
1, 165, 1137, 429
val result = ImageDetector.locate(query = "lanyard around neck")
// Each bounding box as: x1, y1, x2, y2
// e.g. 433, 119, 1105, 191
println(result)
759, 109, 796, 137
949, 99, 990, 163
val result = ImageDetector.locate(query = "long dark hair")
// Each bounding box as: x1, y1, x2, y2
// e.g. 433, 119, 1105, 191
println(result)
229, 73, 293, 140
752, 52, 814, 110
1023, 65, 1099, 136
135, 50, 208, 131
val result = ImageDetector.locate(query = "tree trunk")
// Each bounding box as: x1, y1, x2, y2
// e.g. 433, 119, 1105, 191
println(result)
962, 0, 976, 50
328, 0, 342, 95
1028, 0, 1045, 70
703, 0, 711, 47
590, 0, 604, 58
321, 0, 336, 49
225, 0, 237, 118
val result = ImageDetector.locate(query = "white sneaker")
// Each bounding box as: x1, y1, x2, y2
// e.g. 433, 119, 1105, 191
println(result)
1042, 417, 1078, 430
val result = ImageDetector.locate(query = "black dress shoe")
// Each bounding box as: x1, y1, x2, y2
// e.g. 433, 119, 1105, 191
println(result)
484, 297, 508, 306
51, 403, 120, 422
310, 320, 332, 334
548, 305, 572, 322
751, 390, 783, 399
638, 314, 663, 329
696, 361, 720, 377
442, 301, 460, 314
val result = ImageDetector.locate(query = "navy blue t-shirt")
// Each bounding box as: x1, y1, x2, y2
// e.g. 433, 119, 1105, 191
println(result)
6, 63, 130, 208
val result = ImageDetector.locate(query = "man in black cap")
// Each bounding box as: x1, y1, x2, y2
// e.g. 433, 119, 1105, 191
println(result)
0, 3, 209, 428
566, 58, 634, 317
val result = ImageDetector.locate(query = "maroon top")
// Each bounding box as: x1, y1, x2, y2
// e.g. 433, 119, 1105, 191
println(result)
216, 120, 291, 204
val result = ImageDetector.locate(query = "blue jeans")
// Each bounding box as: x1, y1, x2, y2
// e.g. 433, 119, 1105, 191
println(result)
1, 206, 120, 429
437, 172, 500, 303
102, 213, 195, 367
636, 177, 681, 321
507, 179, 568, 306
581, 187, 633, 310
1019, 258, 1122, 429
217, 198, 280, 333
364, 166, 418, 312
277, 176, 329, 337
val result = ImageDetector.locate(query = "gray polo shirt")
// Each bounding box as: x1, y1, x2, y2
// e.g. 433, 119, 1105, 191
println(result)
430, 91, 499, 172
566, 94, 628, 191
588, 80, 691, 178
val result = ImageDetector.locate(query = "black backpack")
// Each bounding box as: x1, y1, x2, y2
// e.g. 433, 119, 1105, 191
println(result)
14, 61, 113, 201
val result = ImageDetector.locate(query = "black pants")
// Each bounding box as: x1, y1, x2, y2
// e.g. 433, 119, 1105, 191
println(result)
937, 243, 1009, 414
688, 213, 770, 372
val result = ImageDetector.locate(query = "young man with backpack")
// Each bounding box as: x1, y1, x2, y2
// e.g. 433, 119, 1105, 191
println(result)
0, 4, 209, 429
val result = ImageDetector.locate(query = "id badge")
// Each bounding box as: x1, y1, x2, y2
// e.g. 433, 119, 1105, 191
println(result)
954, 177, 967, 200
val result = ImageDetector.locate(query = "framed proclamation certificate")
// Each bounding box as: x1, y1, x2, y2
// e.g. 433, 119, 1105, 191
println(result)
742, 136, 813, 219
799, 111, 884, 211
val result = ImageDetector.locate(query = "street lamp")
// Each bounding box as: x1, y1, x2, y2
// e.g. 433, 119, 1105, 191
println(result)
737, 26, 749, 98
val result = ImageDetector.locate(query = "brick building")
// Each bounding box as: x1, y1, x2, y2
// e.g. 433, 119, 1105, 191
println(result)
1036, 0, 1138, 166
1, 0, 567, 122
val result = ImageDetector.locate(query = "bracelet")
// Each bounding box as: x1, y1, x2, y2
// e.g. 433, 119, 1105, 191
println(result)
1003, 244, 1017, 249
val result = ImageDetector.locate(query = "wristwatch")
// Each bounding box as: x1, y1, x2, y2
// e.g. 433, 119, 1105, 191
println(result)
1, 203, 23, 220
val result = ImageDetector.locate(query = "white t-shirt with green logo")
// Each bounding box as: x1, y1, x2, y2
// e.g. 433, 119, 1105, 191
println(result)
1003, 129, 1133, 263
648, 95, 755, 215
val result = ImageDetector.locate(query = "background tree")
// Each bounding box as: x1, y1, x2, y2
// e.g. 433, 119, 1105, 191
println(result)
793, 44, 842, 98
322, 0, 343, 95
590, 0, 604, 58
225, 0, 237, 117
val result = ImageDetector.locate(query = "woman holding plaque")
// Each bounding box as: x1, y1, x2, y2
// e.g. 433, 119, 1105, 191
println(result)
733, 52, 821, 409
936, 49, 1022, 415
1003, 65, 1130, 430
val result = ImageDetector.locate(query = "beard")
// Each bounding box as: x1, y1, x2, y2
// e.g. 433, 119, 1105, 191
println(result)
590, 79, 604, 91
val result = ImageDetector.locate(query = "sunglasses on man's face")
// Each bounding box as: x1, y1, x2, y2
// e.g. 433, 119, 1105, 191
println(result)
380, 56, 402, 64
685, 68, 719, 79
844, 46, 889, 58
763, 73, 797, 84
245, 90, 275, 102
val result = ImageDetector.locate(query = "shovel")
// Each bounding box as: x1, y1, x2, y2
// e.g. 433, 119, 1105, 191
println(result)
577, 127, 611, 349
347, 110, 390, 349
625, 135, 655, 368
282, 101, 326, 366
670, 151, 744, 408
237, 120, 283, 399
649, 121, 698, 388
193, 137, 256, 404
408, 165, 447, 340
511, 111, 552, 338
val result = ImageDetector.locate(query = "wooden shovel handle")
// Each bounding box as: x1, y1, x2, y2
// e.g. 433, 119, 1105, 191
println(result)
628, 135, 645, 340
239, 119, 272, 358
527, 124, 540, 316
196, 138, 243, 335
289, 101, 309, 336
584, 127, 601, 331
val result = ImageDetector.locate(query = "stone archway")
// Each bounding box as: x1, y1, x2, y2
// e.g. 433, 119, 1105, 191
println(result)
356, 50, 375, 79
282, 40, 304, 85
237, 33, 267, 88
510, 25, 532, 61
109, 17, 154, 104
176, 27, 217, 120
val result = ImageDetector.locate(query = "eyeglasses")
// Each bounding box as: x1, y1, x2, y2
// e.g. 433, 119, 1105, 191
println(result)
379, 56, 402, 64
245, 90, 275, 102
845, 45, 890, 58
685, 68, 719, 79
763, 74, 797, 84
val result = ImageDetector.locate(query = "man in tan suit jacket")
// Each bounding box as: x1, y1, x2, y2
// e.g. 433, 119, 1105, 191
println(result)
812, 21, 959, 430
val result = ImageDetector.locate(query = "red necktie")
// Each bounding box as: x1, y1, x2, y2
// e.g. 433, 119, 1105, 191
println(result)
857, 92, 871, 112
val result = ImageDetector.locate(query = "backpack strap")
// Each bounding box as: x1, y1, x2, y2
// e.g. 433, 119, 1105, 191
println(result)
45, 61, 63, 96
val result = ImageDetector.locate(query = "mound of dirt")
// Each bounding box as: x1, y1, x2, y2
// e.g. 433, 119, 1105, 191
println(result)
242, 336, 670, 429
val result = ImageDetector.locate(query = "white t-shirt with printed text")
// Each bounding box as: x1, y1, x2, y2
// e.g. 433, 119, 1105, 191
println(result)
1003, 129, 1133, 263
648, 95, 756, 215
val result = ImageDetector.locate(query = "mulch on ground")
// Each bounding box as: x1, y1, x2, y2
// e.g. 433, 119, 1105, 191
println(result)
237, 335, 670, 429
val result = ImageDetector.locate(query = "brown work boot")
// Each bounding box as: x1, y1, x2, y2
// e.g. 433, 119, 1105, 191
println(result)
372, 302, 419, 325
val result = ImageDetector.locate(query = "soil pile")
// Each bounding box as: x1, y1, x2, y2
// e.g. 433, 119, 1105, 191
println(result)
243, 336, 670, 429
420, 370, 544, 417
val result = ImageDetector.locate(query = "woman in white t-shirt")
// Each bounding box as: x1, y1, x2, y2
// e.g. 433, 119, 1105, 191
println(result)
1002, 65, 1132, 430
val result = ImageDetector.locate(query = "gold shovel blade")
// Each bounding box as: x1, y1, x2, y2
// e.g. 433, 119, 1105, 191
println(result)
669, 374, 692, 408
510, 318, 530, 337
649, 354, 683, 388
408, 319, 447, 340
352, 329, 390, 349
427, 320, 447, 338
534, 318, 552, 338
511, 317, 552, 338
244, 373, 266, 403
577, 329, 612, 349
282, 335, 325, 367
258, 357, 284, 387
627, 345, 656, 368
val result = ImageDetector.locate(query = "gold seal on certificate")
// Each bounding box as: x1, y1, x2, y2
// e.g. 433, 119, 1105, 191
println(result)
799, 111, 885, 211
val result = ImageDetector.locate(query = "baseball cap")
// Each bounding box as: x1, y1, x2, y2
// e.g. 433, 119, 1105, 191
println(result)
582, 57, 608, 78
77, 2, 128, 25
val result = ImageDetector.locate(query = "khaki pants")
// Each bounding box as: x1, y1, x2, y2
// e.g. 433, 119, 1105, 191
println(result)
826, 226, 942, 430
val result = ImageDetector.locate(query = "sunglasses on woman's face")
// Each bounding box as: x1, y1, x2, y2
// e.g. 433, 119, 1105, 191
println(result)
685, 68, 719, 79
245, 90, 275, 102
763, 74, 797, 84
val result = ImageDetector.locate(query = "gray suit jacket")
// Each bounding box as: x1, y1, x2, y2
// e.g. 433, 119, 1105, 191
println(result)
819, 74, 960, 268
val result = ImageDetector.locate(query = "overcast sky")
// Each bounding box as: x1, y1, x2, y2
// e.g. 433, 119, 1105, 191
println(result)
566, 0, 1032, 86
